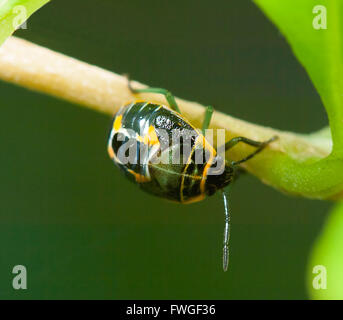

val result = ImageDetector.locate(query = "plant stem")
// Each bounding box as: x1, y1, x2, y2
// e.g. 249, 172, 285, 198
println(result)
0, 36, 342, 200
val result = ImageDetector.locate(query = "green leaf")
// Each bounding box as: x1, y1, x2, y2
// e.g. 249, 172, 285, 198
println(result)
255, 0, 343, 156
242, 0, 343, 200
308, 202, 343, 299
0, 0, 50, 47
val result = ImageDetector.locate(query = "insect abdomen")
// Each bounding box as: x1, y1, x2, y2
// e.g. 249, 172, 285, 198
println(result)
108, 101, 216, 203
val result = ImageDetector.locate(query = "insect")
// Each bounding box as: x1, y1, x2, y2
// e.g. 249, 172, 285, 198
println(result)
107, 80, 277, 271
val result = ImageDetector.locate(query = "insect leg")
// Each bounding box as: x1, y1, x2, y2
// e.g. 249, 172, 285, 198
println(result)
225, 136, 278, 166
127, 78, 181, 113
201, 105, 214, 134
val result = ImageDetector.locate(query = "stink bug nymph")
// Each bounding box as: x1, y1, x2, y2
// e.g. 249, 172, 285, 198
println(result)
107, 80, 277, 271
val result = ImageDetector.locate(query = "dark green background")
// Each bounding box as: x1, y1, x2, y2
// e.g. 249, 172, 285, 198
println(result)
0, 0, 330, 299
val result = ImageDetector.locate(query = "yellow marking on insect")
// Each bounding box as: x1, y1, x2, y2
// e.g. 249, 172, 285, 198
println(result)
200, 153, 215, 194
146, 125, 159, 145
180, 144, 197, 203
127, 169, 150, 183
136, 126, 160, 146
113, 115, 122, 131
198, 135, 217, 194
180, 133, 217, 202
107, 144, 115, 159
182, 193, 206, 204
136, 134, 144, 143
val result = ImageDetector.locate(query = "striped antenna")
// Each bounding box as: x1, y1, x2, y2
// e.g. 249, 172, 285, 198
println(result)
222, 191, 231, 272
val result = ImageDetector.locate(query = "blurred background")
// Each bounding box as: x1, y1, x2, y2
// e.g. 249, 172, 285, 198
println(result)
0, 0, 331, 299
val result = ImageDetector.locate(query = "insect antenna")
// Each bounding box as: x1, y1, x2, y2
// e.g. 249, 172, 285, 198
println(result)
222, 190, 231, 272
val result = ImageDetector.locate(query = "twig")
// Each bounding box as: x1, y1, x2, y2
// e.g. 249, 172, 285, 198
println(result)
0, 36, 339, 200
